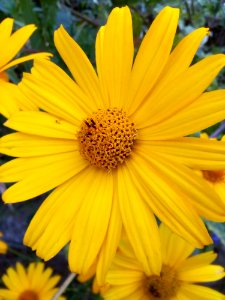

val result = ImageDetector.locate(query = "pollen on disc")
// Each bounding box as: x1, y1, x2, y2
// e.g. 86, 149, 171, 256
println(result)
78, 108, 137, 171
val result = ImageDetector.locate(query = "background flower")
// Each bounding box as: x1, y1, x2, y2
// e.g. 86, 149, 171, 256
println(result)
198, 133, 225, 204
0, 262, 65, 300
101, 223, 225, 300
0, 232, 7, 254
0, 18, 51, 118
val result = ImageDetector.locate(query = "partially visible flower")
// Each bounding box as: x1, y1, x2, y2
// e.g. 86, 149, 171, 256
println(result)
101, 223, 225, 300
0, 232, 8, 254
0, 18, 51, 118
0, 262, 65, 300
197, 133, 225, 204
0, 18, 50, 78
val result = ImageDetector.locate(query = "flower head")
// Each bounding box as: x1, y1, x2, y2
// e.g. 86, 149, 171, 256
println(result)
1, 6, 225, 283
198, 133, 225, 204
0, 18, 51, 118
0, 232, 8, 254
101, 223, 225, 300
0, 262, 64, 300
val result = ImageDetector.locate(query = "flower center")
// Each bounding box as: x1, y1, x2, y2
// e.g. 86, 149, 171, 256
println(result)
202, 170, 225, 183
145, 265, 180, 299
18, 290, 39, 300
78, 108, 137, 171
0, 71, 9, 82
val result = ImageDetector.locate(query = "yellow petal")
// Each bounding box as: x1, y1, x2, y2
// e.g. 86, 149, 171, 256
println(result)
69, 169, 113, 274
96, 6, 134, 108
0, 289, 18, 298
179, 284, 225, 300
103, 283, 144, 300
4, 111, 78, 139
28, 263, 45, 288
0, 24, 36, 67
40, 274, 61, 292
96, 26, 109, 106
78, 261, 97, 283
179, 251, 217, 271
16, 263, 29, 289
159, 223, 194, 268
24, 170, 94, 260
178, 265, 225, 282
139, 90, 225, 139
0, 81, 38, 115
214, 182, 225, 205
0, 81, 37, 118
27, 263, 36, 284
0, 82, 19, 118
134, 54, 225, 128
136, 143, 225, 222
106, 269, 143, 285
1, 151, 87, 202
117, 164, 162, 275
118, 234, 137, 259
0, 18, 13, 45
127, 6, 179, 114
3, 266, 24, 292
96, 194, 122, 285
19, 59, 93, 123
139, 138, 225, 170
32, 267, 54, 291
54, 26, 103, 108
160, 27, 209, 82
130, 152, 212, 247
0, 133, 78, 157
0, 52, 52, 72
112, 251, 142, 272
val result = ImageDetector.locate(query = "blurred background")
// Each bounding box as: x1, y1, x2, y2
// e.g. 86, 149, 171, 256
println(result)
0, 0, 225, 299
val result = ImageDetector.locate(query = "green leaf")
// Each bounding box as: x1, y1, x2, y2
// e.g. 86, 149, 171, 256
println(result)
206, 220, 225, 245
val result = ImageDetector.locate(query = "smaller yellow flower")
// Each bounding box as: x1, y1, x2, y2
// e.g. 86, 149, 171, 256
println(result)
198, 133, 225, 205
101, 223, 225, 300
0, 232, 8, 254
0, 18, 50, 77
0, 18, 51, 118
0, 262, 65, 300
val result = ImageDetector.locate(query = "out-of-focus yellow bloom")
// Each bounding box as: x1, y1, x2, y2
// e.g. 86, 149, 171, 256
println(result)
198, 133, 225, 205
0, 262, 65, 300
101, 224, 225, 300
0, 232, 8, 254
0, 18, 51, 118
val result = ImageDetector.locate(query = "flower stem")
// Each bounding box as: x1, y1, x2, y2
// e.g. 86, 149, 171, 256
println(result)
8, 248, 34, 261
52, 272, 76, 300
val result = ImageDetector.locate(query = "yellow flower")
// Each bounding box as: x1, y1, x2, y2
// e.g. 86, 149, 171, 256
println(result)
101, 223, 225, 300
0, 262, 65, 300
0, 18, 51, 118
198, 133, 225, 204
1, 6, 225, 283
0, 232, 8, 254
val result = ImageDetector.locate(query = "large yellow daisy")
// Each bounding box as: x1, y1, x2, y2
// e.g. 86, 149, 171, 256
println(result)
1, 6, 225, 283
0, 262, 64, 300
0, 18, 51, 118
101, 223, 225, 300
